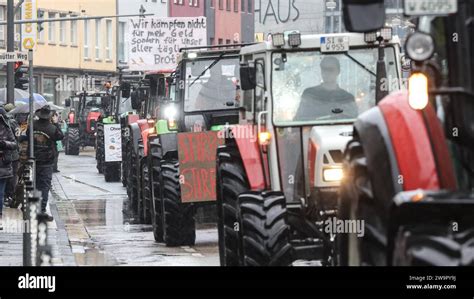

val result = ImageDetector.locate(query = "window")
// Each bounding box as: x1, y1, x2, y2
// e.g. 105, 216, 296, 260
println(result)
210, 0, 215, 8
38, 10, 45, 43
48, 12, 56, 43
59, 13, 67, 44
226, 39, 231, 44
95, 20, 101, 60
218, 0, 223, 9
43, 77, 57, 104
226, 0, 231, 10
218, 38, 223, 44
210, 37, 214, 45
118, 21, 126, 62
234, 0, 238, 12
241, 0, 245, 11
84, 20, 90, 58
248, 0, 252, 12
0, 6, 5, 48
70, 16, 77, 45
106, 20, 112, 60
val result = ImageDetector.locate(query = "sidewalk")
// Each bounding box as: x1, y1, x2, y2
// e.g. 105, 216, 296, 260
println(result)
0, 192, 76, 266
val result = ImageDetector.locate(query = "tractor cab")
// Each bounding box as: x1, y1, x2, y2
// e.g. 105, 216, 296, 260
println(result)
214, 32, 402, 266
163, 47, 242, 132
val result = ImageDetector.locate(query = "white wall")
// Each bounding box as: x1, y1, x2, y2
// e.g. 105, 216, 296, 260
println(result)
254, 0, 326, 38
117, 0, 168, 64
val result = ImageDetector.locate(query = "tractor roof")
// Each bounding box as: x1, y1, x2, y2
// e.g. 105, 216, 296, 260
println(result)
240, 33, 401, 55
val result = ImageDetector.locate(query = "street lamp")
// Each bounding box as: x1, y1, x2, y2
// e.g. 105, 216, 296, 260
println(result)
326, 0, 337, 33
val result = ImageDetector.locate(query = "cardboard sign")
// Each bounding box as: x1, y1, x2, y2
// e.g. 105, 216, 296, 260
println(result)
127, 17, 207, 71
178, 131, 224, 203
104, 124, 122, 162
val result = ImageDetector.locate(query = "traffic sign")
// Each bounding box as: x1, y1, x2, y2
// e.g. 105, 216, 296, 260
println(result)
0, 51, 29, 63
21, 0, 37, 50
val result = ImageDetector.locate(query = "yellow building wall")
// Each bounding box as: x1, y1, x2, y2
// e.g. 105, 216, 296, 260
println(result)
35, 0, 116, 72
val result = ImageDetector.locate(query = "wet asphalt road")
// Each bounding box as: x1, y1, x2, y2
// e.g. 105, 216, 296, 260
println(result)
51, 148, 219, 266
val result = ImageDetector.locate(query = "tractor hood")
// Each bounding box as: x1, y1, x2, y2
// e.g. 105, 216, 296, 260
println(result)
308, 125, 353, 188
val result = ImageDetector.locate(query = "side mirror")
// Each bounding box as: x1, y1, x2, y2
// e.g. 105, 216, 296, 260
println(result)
130, 90, 142, 110
64, 98, 71, 107
342, 0, 385, 32
240, 66, 256, 91
121, 82, 131, 98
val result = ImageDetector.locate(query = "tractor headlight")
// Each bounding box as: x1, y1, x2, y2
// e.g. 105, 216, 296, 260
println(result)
272, 33, 285, 47
164, 105, 178, 130
405, 32, 435, 62
164, 105, 178, 119
323, 167, 344, 182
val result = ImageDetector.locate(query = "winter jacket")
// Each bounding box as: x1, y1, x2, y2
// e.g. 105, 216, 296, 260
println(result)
6, 115, 20, 161
29, 119, 64, 165
0, 114, 19, 179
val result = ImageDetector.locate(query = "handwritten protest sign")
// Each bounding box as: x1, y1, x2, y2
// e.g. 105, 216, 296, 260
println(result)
127, 17, 207, 71
178, 131, 224, 203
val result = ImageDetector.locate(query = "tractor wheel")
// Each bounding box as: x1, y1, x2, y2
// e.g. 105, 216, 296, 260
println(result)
238, 191, 293, 266
160, 159, 196, 246
149, 140, 163, 242
216, 142, 249, 266
141, 161, 152, 224
65, 127, 80, 156
127, 145, 139, 215
338, 139, 385, 266
392, 225, 474, 266
121, 134, 129, 187
104, 163, 121, 182
136, 143, 146, 224
96, 124, 104, 174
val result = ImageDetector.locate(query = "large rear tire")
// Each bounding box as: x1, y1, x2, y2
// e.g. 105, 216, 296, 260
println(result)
96, 123, 104, 174
65, 126, 80, 156
216, 142, 249, 266
239, 191, 293, 266
393, 225, 474, 266
127, 144, 139, 215
104, 163, 121, 182
160, 159, 196, 247
141, 161, 152, 224
338, 139, 386, 266
149, 139, 163, 242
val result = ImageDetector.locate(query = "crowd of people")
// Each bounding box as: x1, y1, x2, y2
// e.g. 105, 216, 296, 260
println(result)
0, 104, 64, 230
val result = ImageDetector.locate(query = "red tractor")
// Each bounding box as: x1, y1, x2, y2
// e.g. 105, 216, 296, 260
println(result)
64, 91, 105, 155
125, 71, 173, 223
338, 0, 474, 266
215, 31, 402, 266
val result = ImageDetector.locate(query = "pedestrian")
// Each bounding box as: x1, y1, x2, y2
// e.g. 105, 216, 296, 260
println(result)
30, 105, 64, 221
3, 103, 20, 206
0, 106, 18, 230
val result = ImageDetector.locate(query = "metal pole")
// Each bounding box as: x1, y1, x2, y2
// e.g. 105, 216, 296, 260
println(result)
28, 50, 35, 189
6, 0, 14, 104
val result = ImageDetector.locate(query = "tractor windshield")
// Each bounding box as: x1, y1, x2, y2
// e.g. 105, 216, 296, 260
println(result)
184, 57, 240, 112
272, 47, 399, 126
85, 96, 102, 108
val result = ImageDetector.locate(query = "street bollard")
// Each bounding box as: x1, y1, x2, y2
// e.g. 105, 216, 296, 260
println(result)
27, 192, 40, 267
36, 213, 52, 266
22, 160, 35, 266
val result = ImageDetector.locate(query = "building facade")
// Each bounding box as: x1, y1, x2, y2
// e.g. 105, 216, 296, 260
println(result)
27, 0, 117, 105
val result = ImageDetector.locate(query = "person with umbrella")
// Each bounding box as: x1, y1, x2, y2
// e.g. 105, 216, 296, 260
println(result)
29, 105, 64, 221
0, 106, 18, 230
2, 103, 20, 206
